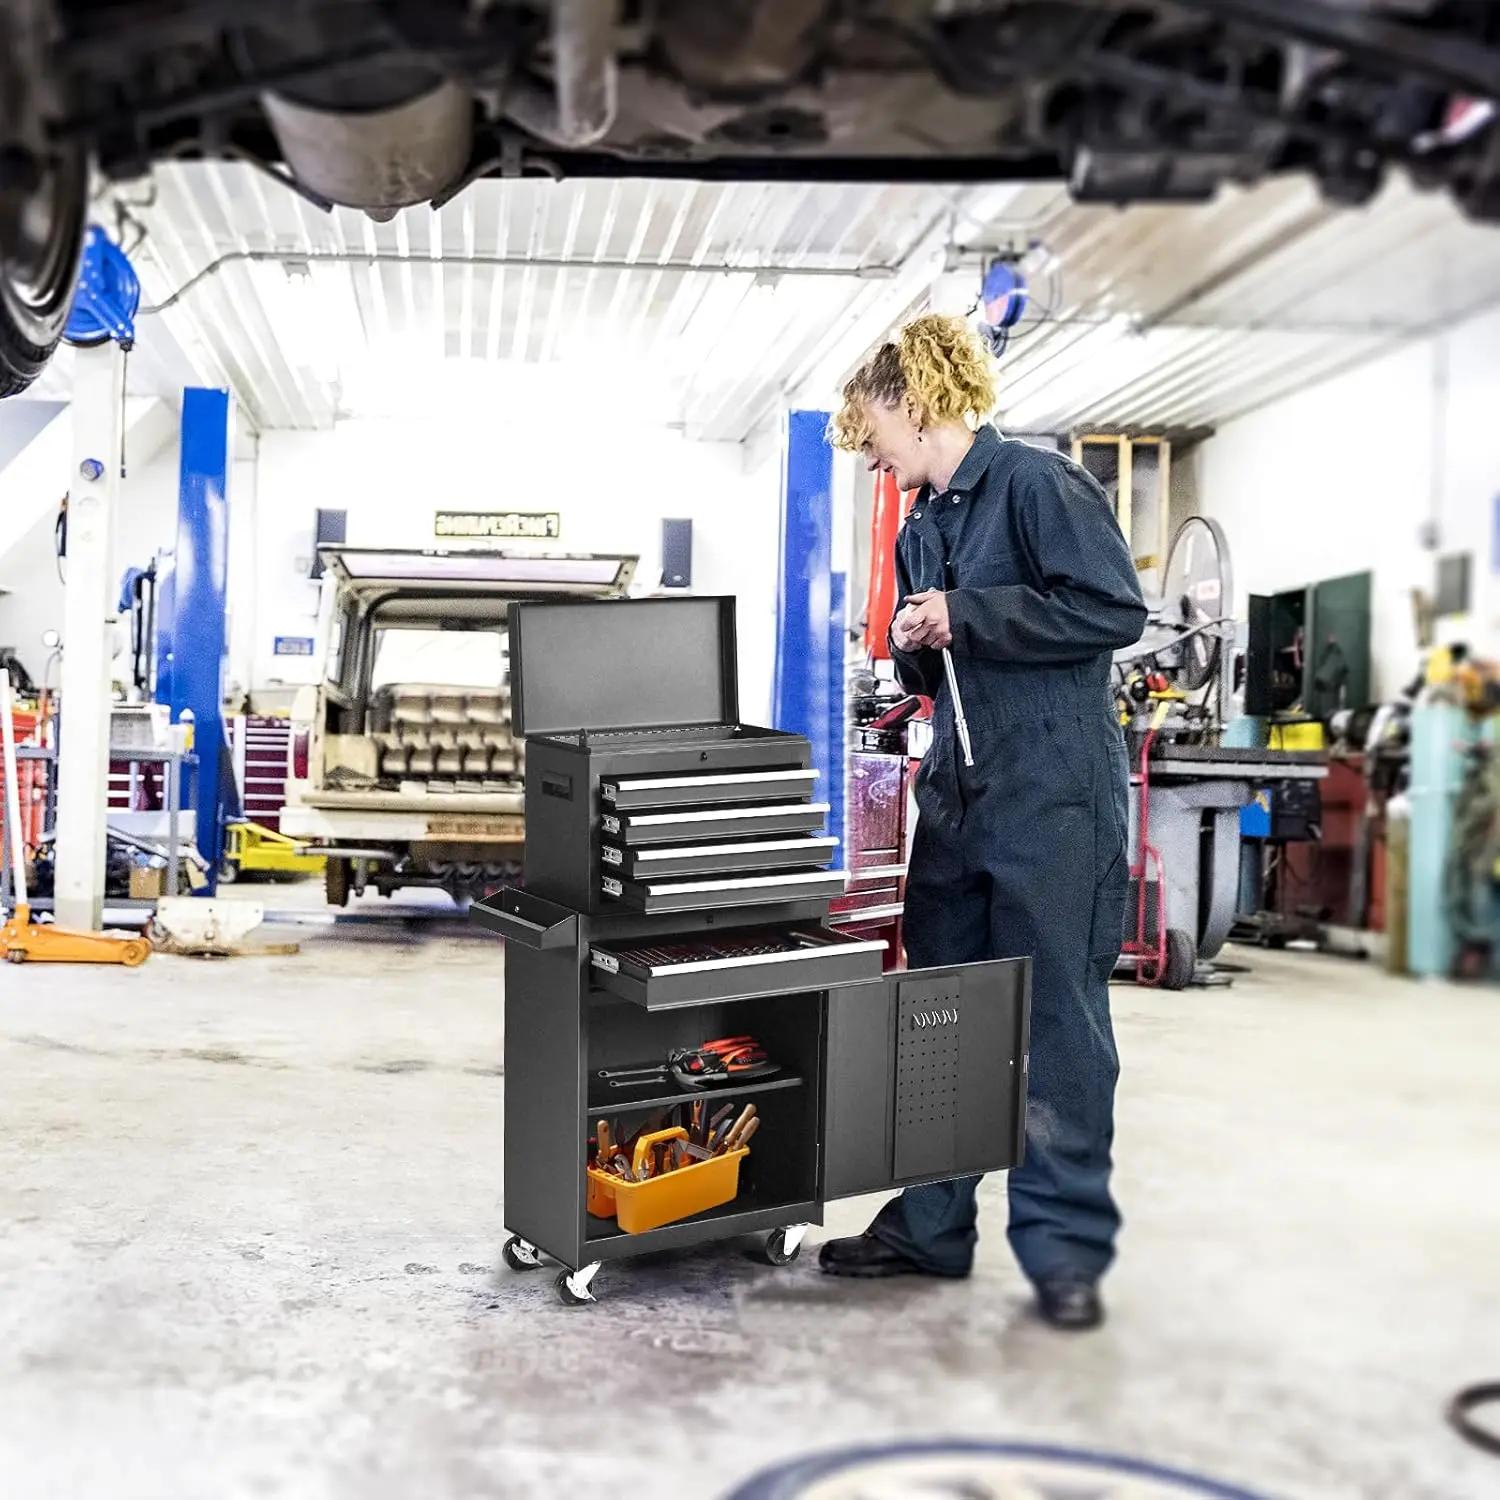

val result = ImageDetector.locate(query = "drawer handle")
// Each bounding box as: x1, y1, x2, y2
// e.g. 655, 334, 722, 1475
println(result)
601, 845, 623, 866
602, 876, 623, 897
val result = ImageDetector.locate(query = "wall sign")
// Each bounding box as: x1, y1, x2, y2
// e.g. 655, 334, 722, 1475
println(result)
435, 510, 561, 541
273, 636, 315, 657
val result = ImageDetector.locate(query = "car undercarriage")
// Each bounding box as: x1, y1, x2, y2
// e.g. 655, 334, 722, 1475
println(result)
1, 1, 1499, 394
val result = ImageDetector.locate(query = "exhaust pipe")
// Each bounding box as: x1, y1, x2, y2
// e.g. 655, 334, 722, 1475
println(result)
505, 0, 619, 149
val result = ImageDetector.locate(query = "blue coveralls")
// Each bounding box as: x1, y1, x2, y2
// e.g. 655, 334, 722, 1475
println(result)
870, 426, 1147, 1285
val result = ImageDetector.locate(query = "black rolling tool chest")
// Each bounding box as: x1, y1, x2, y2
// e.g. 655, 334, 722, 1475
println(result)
471, 596, 1031, 1305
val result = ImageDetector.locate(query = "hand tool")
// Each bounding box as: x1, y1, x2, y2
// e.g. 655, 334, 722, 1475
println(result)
707, 1118, 735, 1153
597, 1120, 611, 1164
690, 1099, 705, 1146
722, 1108, 758, 1152
724, 1104, 757, 1149
941, 646, 976, 768
731, 1116, 761, 1149
709, 1103, 736, 1135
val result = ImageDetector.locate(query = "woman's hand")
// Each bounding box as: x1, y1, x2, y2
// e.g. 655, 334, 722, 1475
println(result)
893, 590, 952, 651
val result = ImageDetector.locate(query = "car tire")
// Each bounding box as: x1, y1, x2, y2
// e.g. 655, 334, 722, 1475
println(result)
0, 142, 88, 397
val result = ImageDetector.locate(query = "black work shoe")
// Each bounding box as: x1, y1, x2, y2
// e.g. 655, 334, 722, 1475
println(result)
1035, 1278, 1104, 1330
818, 1234, 931, 1279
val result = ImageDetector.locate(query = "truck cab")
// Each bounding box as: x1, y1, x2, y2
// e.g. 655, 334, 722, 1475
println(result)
281, 547, 637, 906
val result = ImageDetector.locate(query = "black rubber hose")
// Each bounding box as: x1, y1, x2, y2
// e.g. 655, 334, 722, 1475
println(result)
1448, 1382, 1500, 1458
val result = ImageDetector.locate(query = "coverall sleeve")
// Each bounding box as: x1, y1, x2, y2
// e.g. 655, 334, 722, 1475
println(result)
888, 537, 943, 697
945, 457, 1147, 663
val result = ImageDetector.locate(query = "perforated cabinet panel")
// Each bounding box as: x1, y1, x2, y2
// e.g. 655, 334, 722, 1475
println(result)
822, 957, 1030, 1202
894, 976, 964, 1181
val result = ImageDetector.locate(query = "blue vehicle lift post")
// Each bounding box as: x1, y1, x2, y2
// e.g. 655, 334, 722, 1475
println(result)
773, 409, 846, 861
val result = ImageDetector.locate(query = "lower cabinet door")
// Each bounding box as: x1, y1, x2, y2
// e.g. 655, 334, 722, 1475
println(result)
821, 958, 1030, 1201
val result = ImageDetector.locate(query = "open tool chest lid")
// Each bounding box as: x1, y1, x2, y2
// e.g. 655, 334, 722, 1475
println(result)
510, 596, 739, 738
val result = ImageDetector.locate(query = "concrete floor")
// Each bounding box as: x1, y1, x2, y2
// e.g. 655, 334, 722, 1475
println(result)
1, 903, 1497, 1500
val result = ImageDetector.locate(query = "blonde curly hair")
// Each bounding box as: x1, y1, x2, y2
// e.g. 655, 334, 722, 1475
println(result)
827, 313, 998, 452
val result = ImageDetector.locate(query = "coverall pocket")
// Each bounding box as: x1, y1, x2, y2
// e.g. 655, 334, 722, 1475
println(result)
1089, 846, 1130, 983
1038, 716, 1093, 806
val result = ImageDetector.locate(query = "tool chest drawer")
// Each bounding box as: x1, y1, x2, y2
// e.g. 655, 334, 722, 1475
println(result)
600, 835, 837, 882
602, 801, 829, 847
601, 867, 846, 915
600, 768, 818, 810
589, 925, 886, 1009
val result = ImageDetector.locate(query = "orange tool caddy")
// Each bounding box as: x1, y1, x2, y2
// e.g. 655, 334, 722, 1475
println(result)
587, 1125, 750, 1236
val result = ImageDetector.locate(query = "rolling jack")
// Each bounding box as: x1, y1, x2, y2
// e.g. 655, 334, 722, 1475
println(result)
1, 673, 150, 967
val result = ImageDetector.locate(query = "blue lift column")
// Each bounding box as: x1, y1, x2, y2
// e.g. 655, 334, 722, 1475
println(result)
773, 410, 846, 861
158, 388, 234, 891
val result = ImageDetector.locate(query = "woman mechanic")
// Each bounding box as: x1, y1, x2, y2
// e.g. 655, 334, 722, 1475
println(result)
818, 315, 1147, 1331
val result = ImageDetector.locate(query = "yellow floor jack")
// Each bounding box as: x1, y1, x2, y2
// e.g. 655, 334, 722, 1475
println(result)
1, 673, 151, 967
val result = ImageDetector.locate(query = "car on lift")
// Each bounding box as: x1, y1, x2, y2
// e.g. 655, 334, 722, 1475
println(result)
2, 2, 1499, 397
280, 546, 637, 906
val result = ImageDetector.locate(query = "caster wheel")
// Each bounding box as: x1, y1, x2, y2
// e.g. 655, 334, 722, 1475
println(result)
762, 1227, 805, 1266
1163, 929, 1197, 991
501, 1235, 542, 1272
4, 949, 24, 964
555, 1269, 596, 1307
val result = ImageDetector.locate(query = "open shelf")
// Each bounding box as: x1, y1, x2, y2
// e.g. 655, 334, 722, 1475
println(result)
585, 1069, 804, 1117
585, 1194, 820, 1261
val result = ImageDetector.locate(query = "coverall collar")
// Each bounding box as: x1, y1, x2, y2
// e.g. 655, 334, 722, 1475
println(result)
907, 424, 1001, 526
941, 423, 1002, 496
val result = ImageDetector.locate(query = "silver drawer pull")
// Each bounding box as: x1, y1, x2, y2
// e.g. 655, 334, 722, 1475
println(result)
632, 836, 837, 862
608, 769, 817, 794
647, 869, 845, 896
627, 802, 830, 828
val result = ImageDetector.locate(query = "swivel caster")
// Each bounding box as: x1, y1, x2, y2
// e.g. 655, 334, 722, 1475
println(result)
762, 1224, 808, 1266
501, 1235, 543, 1272
555, 1262, 601, 1306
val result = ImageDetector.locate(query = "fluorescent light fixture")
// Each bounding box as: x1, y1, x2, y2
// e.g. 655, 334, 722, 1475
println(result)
252, 260, 366, 387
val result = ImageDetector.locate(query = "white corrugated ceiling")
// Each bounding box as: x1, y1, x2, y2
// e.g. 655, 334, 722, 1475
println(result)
968, 173, 1500, 435
77, 162, 1500, 441
121, 164, 958, 439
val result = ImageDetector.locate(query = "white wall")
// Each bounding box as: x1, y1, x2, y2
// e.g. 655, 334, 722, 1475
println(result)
243, 417, 782, 721
0, 425, 182, 689
1198, 304, 1500, 699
